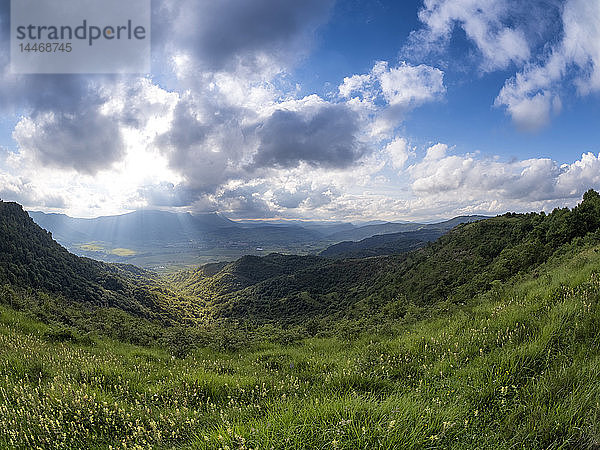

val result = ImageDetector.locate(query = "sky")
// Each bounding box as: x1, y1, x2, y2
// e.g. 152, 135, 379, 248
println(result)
1, 0, 600, 221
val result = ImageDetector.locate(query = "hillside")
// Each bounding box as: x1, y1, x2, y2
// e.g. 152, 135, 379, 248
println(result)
0, 201, 188, 343
3, 192, 600, 449
2, 193, 600, 448
171, 253, 325, 299
166, 192, 600, 329
326, 215, 488, 242
8, 192, 600, 337
2, 217, 600, 448
319, 228, 445, 258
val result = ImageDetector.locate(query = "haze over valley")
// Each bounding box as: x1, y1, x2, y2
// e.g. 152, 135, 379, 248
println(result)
28, 209, 487, 270
1, 0, 600, 448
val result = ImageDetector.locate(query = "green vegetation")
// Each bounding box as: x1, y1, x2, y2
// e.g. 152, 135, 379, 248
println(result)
110, 248, 137, 257
2, 241, 600, 448
78, 243, 104, 252
75, 243, 137, 258
3, 192, 600, 447
166, 190, 600, 332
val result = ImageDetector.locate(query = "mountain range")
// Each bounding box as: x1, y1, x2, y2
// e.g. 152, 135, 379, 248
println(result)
320, 215, 488, 258
3, 191, 600, 332
28, 210, 237, 245
28, 209, 489, 267
3, 192, 600, 448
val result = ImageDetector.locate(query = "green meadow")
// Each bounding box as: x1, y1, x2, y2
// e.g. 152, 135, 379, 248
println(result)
2, 242, 600, 449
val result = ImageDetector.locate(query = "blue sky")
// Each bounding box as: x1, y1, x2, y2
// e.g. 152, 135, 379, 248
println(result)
296, 0, 600, 162
1, 0, 600, 220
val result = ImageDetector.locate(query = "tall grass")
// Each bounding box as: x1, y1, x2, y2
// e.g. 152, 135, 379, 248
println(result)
3, 245, 600, 448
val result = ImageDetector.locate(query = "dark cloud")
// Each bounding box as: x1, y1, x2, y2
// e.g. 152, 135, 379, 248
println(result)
0, 74, 129, 174
155, 99, 210, 152
252, 104, 367, 169
0, 0, 356, 216
271, 188, 307, 209
0, 0, 339, 183
0, 175, 66, 208
166, 0, 334, 72
154, 94, 250, 194
153, 98, 368, 207
0, 2, 8, 58
0, 0, 135, 173
217, 185, 274, 218
13, 109, 125, 174
137, 182, 196, 208
272, 184, 335, 209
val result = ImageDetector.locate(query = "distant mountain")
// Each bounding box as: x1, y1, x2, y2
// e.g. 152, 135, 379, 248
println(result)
203, 225, 322, 246
29, 209, 490, 255
326, 222, 424, 242
29, 210, 236, 246
0, 201, 180, 323
28, 210, 326, 251
168, 192, 600, 325
233, 219, 357, 237
319, 228, 444, 258
326, 215, 489, 242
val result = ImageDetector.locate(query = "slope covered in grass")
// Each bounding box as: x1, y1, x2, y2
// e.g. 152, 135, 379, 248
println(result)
0, 201, 194, 344
6, 192, 600, 343
167, 190, 600, 332
2, 239, 600, 449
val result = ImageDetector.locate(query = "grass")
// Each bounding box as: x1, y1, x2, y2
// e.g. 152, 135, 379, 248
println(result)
110, 248, 137, 257
70, 243, 330, 273
76, 243, 137, 257
2, 246, 600, 448
78, 243, 105, 252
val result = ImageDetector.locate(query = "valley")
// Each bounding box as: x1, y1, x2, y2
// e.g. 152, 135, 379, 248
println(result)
2, 192, 600, 448
1, 1, 596, 448
29, 209, 485, 271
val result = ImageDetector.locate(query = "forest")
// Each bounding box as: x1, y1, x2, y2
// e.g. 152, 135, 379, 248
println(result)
2, 191, 600, 448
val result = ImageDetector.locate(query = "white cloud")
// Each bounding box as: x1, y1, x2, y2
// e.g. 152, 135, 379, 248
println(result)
379, 62, 446, 106
338, 73, 372, 99
424, 143, 449, 161
495, 0, 600, 130
386, 137, 413, 170
339, 61, 445, 136
161, 0, 334, 78
409, 145, 600, 211
339, 61, 445, 107
0, 171, 66, 209
410, 0, 531, 70
2, 0, 598, 223
495, 90, 562, 132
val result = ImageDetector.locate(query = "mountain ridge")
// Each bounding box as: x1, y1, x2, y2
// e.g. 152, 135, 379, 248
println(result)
326, 215, 490, 242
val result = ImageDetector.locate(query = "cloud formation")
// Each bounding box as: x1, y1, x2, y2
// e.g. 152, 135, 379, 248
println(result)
495, 0, 600, 130
14, 110, 125, 175
339, 61, 446, 135
0, 0, 598, 222
339, 61, 445, 109
253, 103, 367, 169
405, 0, 600, 132
408, 0, 533, 70
164, 0, 334, 74
0, 172, 66, 209
410, 144, 600, 206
